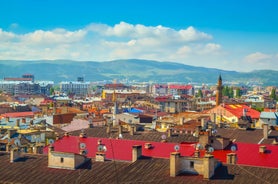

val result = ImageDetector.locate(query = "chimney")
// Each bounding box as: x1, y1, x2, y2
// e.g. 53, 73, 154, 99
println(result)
167, 128, 172, 137
79, 132, 86, 138
243, 108, 246, 117
132, 145, 142, 162
226, 153, 237, 164
49, 144, 54, 151
130, 126, 135, 136
64, 132, 69, 137
30, 119, 34, 125
203, 154, 215, 179
259, 145, 266, 153
95, 152, 106, 162
55, 134, 60, 140
106, 124, 111, 134
170, 152, 180, 177
10, 148, 21, 163
263, 123, 269, 139
195, 126, 202, 137
118, 125, 122, 135
179, 117, 184, 125
16, 119, 20, 127
201, 118, 205, 129
6, 117, 9, 122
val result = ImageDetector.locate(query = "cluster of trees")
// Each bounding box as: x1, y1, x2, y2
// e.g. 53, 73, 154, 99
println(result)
270, 88, 277, 100
195, 86, 242, 99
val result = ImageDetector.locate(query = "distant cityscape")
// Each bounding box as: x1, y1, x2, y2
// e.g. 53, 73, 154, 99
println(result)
0, 71, 277, 183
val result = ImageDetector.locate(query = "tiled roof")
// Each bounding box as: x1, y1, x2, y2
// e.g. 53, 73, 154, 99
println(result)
216, 127, 264, 143
224, 104, 260, 119
68, 127, 198, 143
168, 84, 193, 90
1, 111, 34, 118
1, 152, 277, 184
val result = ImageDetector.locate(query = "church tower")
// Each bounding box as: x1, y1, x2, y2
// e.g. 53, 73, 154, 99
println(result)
216, 75, 223, 106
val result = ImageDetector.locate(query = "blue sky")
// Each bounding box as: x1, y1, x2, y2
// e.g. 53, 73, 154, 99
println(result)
0, 0, 277, 72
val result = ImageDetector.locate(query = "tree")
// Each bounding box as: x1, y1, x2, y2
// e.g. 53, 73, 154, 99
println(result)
235, 88, 241, 98
270, 88, 277, 100
196, 89, 203, 98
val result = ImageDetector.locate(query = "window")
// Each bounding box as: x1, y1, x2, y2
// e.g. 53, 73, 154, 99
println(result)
190, 161, 194, 168
60, 157, 64, 163
211, 139, 214, 144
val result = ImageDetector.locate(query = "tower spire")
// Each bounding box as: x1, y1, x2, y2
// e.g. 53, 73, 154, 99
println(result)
216, 75, 223, 106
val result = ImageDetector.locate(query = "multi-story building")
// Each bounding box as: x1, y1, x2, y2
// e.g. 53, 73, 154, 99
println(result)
0, 74, 53, 95
168, 84, 194, 96
60, 81, 90, 96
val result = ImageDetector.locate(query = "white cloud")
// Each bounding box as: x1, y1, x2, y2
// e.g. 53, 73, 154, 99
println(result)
0, 22, 218, 63
244, 52, 272, 63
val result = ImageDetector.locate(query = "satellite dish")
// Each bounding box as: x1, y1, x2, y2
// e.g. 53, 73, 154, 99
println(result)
14, 139, 21, 146
49, 139, 54, 144
119, 133, 123, 139
208, 147, 214, 153
174, 145, 180, 151
161, 134, 166, 140
231, 145, 236, 152
195, 143, 203, 150
97, 144, 104, 152
80, 143, 86, 149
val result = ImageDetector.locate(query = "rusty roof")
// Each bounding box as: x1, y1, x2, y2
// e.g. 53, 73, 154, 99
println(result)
0, 152, 277, 184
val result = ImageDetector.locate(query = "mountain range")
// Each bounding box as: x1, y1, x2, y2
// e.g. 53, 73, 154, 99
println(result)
0, 59, 277, 86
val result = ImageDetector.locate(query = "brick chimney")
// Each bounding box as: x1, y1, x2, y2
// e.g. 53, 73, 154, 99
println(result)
132, 145, 142, 162
263, 123, 269, 139
170, 152, 180, 177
